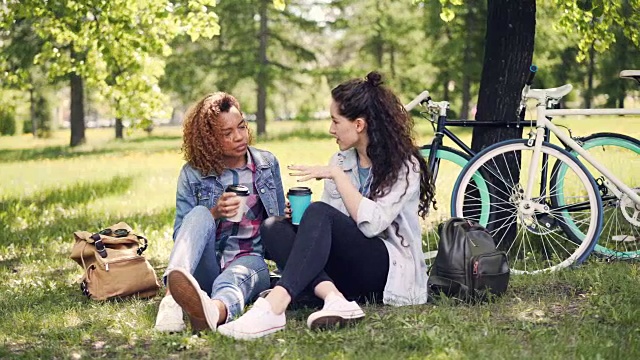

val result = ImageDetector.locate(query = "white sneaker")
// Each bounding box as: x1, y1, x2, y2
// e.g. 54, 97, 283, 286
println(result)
307, 294, 365, 330
154, 295, 186, 332
167, 268, 220, 333
217, 297, 286, 340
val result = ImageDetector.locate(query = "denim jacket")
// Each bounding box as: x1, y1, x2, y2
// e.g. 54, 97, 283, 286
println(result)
320, 148, 428, 306
173, 147, 286, 239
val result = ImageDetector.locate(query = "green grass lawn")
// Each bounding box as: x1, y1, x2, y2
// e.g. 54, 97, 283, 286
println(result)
1, 120, 639, 359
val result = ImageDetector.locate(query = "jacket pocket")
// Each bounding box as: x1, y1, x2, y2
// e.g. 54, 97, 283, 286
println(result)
193, 184, 213, 207
325, 180, 341, 198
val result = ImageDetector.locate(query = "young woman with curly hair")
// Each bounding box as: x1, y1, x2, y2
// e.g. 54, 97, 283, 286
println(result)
218, 72, 435, 340
154, 92, 286, 333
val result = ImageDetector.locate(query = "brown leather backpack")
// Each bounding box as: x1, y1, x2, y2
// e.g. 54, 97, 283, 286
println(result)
70, 222, 160, 301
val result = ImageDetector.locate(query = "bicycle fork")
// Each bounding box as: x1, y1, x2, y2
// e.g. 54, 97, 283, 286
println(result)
521, 126, 551, 215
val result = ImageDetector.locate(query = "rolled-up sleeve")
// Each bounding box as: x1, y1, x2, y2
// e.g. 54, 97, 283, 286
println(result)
356, 161, 420, 237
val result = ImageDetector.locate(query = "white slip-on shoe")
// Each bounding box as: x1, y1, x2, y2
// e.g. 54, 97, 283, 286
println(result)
307, 294, 365, 330
217, 297, 286, 340
154, 295, 186, 332
167, 268, 219, 333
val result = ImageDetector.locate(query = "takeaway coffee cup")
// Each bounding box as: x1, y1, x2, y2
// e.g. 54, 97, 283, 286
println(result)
287, 187, 312, 225
225, 184, 250, 222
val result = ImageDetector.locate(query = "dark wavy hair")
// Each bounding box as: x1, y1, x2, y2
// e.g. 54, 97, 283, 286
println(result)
331, 71, 435, 219
181, 92, 253, 175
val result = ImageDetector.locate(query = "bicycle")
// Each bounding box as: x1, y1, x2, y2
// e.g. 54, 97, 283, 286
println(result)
449, 70, 640, 274
405, 91, 530, 266
405, 68, 544, 267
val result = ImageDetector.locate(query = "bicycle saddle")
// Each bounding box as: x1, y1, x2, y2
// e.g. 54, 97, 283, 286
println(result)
527, 84, 573, 101
620, 70, 640, 80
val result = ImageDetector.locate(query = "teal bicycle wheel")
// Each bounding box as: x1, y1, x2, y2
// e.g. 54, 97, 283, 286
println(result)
552, 132, 640, 260
420, 145, 492, 268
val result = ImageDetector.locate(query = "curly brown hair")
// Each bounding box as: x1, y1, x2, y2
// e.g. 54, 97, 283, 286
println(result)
331, 71, 435, 218
181, 92, 253, 175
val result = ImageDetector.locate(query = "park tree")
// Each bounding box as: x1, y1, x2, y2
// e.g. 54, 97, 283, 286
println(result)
419, 0, 486, 119
428, 0, 639, 242
421, 0, 640, 140
162, 0, 317, 136
325, 0, 429, 94
0, 17, 50, 137
0, 0, 219, 146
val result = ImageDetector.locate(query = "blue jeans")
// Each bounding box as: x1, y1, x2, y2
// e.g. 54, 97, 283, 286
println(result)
163, 206, 270, 321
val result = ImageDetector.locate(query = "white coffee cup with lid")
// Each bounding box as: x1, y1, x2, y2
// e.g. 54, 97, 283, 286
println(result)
225, 184, 250, 222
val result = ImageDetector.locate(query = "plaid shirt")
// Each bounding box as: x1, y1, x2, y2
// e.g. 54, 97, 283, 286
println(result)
215, 153, 267, 268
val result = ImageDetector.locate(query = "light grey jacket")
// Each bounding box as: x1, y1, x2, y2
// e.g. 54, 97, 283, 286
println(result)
320, 148, 428, 306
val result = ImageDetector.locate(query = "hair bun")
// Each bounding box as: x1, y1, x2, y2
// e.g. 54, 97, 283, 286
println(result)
365, 71, 383, 87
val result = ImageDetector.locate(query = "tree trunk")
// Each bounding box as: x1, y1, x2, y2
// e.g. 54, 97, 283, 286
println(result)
256, 0, 269, 136
471, 0, 535, 247
69, 71, 86, 147
460, 6, 475, 120
29, 88, 38, 138
115, 118, 124, 139
373, 1, 384, 68
584, 41, 596, 108
389, 44, 396, 79
472, 0, 535, 150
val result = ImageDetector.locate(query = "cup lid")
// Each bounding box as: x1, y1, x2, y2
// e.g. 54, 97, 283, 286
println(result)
225, 184, 250, 196
287, 186, 312, 196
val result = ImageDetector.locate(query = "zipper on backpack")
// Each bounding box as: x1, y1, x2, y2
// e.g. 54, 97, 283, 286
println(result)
473, 261, 479, 275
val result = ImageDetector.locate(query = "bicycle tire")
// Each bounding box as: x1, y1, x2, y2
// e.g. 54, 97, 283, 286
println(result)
551, 132, 640, 260
419, 145, 492, 268
450, 139, 602, 274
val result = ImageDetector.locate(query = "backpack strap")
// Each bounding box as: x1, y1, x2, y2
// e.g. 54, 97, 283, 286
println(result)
428, 275, 482, 301
428, 275, 468, 295
136, 235, 148, 256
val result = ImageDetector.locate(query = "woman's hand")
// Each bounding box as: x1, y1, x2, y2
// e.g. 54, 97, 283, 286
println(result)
287, 164, 340, 182
210, 192, 242, 220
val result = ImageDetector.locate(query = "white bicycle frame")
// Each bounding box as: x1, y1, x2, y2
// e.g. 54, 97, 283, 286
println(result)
525, 88, 640, 207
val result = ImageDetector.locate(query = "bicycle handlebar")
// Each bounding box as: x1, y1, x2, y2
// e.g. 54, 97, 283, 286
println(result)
525, 65, 538, 86
404, 91, 430, 111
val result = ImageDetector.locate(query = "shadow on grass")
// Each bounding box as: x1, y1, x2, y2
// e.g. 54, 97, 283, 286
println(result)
126, 134, 182, 143
0, 135, 181, 163
0, 204, 177, 358
0, 146, 120, 163
0, 175, 135, 212
0, 176, 139, 247
258, 128, 333, 142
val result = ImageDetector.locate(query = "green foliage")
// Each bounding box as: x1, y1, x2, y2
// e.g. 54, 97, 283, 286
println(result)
162, 0, 320, 105
0, 0, 221, 129
0, 105, 17, 136
553, 0, 640, 62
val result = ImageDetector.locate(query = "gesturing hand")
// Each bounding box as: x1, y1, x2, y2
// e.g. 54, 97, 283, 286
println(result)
287, 164, 340, 182
210, 192, 242, 220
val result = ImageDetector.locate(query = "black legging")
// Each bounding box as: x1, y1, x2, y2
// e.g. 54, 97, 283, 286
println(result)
261, 201, 389, 303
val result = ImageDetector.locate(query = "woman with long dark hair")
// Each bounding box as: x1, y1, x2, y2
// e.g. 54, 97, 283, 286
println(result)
218, 72, 434, 340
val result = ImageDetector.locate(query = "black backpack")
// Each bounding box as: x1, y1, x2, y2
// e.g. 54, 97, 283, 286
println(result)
428, 218, 510, 302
